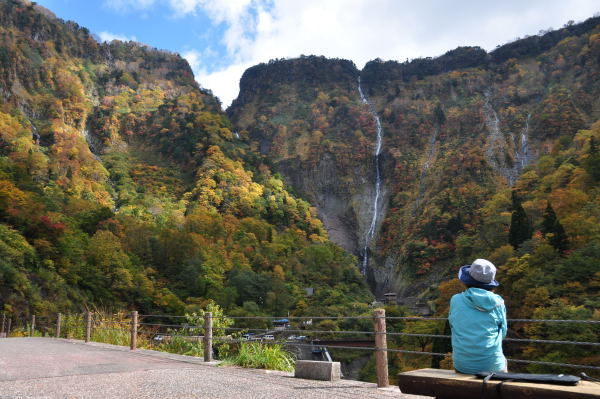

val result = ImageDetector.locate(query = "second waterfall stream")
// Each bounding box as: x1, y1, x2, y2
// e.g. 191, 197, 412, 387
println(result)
358, 77, 384, 275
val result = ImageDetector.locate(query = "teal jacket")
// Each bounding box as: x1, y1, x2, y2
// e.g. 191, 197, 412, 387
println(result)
449, 287, 507, 374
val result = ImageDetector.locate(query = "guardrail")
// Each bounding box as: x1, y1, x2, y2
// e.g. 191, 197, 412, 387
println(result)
1, 310, 598, 388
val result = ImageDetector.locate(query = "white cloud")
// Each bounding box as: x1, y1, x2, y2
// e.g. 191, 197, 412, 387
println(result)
105, 0, 600, 107
99, 31, 138, 42
168, 0, 254, 20
197, 63, 253, 105
104, 0, 156, 12
183, 48, 251, 105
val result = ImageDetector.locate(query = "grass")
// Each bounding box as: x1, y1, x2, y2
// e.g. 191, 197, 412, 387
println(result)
157, 335, 203, 357
222, 342, 295, 372
59, 311, 147, 348
60, 314, 85, 339
91, 313, 132, 347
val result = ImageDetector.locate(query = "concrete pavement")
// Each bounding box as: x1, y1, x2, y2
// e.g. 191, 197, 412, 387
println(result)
0, 338, 432, 399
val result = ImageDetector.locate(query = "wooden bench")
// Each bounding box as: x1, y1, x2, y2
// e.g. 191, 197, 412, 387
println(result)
397, 368, 600, 399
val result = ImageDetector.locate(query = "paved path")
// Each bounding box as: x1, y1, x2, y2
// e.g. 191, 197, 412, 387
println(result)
0, 338, 432, 399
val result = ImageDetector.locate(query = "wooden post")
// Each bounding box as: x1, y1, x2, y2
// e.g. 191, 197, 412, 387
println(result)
203, 312, 212, 362
30, 314, 35, 337
6, 317, 11, 337
1, 313, 5, 338
85, 311, 91, 343
130, 311, 138, 350
56, 313, 62, 338
373, 308, 389, 388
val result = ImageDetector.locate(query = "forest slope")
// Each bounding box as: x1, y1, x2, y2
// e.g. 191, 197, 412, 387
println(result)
0, 0, 372, 318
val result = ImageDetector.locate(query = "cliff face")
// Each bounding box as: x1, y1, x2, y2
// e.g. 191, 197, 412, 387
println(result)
229, 18, 600, 299
229, 56, 381, 257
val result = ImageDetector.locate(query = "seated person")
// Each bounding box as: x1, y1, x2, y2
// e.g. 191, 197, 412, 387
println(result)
449, 258, 507, 374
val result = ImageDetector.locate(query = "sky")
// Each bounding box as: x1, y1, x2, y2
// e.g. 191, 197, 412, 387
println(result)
34, 0, 600, 108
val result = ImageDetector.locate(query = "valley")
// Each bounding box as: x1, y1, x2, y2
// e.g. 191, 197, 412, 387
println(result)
0, 0, 598, 374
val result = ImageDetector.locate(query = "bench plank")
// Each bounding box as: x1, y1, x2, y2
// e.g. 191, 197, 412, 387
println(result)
397, 369, 600, 399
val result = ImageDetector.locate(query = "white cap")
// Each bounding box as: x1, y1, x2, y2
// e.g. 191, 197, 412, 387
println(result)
469, 259, 496, 283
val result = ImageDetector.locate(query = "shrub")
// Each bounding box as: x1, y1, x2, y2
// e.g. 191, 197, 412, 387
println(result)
223, 342, 295, 372
60, 313, 85, 339
90, 312, 135, 347
157, 335, 203, 357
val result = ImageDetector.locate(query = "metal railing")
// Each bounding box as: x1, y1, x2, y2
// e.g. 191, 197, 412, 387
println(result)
1, 310, 598, 388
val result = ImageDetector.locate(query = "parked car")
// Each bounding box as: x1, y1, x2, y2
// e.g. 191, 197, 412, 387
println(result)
153, 334, 164, 345
242, 333, 255, 340
263, 334, 274, 340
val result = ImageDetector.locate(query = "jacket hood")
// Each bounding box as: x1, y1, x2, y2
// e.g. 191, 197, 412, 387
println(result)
463, 287, 503, 311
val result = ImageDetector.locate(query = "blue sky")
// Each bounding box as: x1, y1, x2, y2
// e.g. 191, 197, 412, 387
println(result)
34, 0, 231, 71
35, 0, 600, 108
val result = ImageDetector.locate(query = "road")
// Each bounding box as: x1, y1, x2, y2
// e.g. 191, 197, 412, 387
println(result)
0, 338, 432, 399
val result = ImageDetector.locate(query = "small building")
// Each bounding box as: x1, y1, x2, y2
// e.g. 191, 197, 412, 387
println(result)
383, 292, 397, 305
273, 318, 290, 330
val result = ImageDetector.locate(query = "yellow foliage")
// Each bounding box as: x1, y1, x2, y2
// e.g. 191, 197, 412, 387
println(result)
273, 265, 285, 280
550, 188, 589, 216
439, 353, 454, 370
309, 233, 327, 243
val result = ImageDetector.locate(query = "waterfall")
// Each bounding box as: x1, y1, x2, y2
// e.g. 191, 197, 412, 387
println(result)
358, 77, 384, 275
483, 90, 532, 186
483, 90, 504, 174
516, 113, 531, 169
483, 90, 517, 186
82, 128, 102, 160
31, 125, 40, 144
413, 128, 438, 215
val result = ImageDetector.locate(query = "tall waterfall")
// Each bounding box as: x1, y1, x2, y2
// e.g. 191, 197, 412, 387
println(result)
484, 90, 519, 186
82, 128, 101, 161
413, 128, 439, 215
484, 89, 533, 186
358, 77, 384, 275
516, 113, 531, 169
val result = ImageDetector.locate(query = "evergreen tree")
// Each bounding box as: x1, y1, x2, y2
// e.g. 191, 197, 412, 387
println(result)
431, 320, 452, 368
583, 136, 600, 181
541, 202, 569, 252
509, 190, 533, 249
434, 102, 446, 125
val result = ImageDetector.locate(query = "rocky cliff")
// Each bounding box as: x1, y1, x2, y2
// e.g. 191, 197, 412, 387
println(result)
229, 56, 374, 256
228, 17, 600, 300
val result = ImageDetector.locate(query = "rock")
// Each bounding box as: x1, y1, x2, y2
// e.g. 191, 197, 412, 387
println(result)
294, 360, 341, 381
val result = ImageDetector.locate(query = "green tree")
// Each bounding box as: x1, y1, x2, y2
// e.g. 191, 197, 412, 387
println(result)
431, 320, 452, 368
509, 190, 532, 249
184, 301, 233, 337
541, 202, 569, 252
523, 300, 597, 373
583, 136, 600, 181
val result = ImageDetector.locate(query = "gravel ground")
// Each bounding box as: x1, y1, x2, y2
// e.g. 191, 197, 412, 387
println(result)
0, 338, 432, 399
